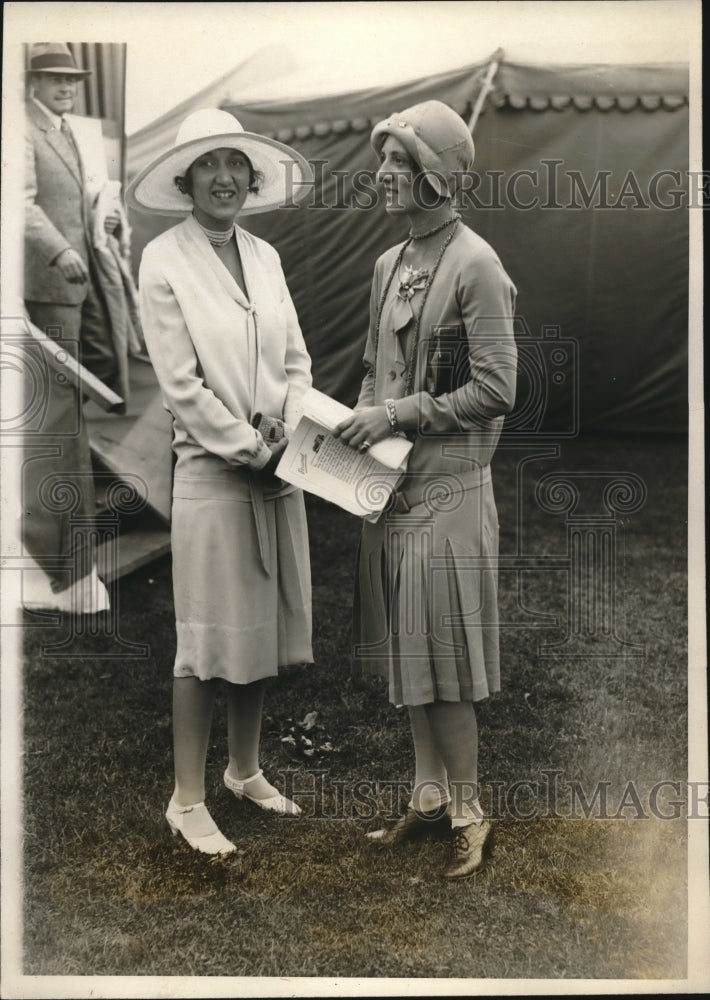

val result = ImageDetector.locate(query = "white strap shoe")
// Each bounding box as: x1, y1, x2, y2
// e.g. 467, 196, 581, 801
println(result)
223, 768, 301, 816
166, 797, 237, 855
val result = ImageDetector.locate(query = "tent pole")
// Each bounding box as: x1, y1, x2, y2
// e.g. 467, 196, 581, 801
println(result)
468, 47, 504, 134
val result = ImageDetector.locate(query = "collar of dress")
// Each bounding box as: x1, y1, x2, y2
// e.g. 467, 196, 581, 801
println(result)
182, 214, 255, 313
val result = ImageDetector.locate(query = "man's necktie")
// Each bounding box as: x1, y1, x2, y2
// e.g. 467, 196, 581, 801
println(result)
60, 118, 80, 166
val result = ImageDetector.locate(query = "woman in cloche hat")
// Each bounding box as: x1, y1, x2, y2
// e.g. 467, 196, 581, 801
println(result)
128, 109, 314, 855
336, 100, 518, 878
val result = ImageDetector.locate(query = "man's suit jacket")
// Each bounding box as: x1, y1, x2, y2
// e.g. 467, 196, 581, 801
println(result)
24, 99, 93, 306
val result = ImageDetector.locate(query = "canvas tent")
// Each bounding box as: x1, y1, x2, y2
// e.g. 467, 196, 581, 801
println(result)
125, 45, 297, 182
54, 52, 688, 584
103, 54, 689, 579
128, 55, 689, 437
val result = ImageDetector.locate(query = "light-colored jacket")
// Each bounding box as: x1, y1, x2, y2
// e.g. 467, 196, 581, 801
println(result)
138, 216, 312, 474
24, 100, 93, 305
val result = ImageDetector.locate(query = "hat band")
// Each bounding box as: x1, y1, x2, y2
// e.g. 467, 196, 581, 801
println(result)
31, 52, 81, 72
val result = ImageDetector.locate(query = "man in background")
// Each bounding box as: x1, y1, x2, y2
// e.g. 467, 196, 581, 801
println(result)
22, 42, 120, 609
25, 41, 119, 384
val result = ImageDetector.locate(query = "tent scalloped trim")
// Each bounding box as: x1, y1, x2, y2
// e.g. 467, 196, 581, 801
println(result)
260, 92, 687, 143
492, 92, 688, 112
266, 100, 473, 144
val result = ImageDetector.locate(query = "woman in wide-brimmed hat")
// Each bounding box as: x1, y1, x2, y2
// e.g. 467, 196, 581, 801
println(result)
335, 100, 518, 878
128, 109, 314, 855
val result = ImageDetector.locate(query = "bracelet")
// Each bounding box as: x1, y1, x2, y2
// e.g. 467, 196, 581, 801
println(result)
384, 398, 399, 435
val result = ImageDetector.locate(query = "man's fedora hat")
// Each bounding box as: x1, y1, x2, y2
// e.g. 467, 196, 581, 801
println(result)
27, 43, 91, 78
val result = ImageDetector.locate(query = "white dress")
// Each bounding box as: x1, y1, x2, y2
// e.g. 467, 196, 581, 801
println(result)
139, 216, 313, 682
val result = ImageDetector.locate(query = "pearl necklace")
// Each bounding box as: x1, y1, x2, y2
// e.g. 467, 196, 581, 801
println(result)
372, 219, 460, 397
408, 213, 461, 241
194, 216, 234, 247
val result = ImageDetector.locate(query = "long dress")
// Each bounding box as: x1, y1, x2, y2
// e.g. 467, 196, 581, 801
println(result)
353, 222, 517, 706
139, 215, 313, 683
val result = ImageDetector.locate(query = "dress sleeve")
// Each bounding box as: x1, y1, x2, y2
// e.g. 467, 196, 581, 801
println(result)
393, 251, 518, 434
139, 249, 271, 470
277, 261, 313, 430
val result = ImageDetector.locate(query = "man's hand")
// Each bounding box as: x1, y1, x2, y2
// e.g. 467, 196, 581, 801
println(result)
54, 247, 88, 284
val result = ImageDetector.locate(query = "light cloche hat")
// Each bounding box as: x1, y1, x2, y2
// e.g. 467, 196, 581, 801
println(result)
27, 42, 91, 78
371, 100, 475, 199
126, 108, 314, 217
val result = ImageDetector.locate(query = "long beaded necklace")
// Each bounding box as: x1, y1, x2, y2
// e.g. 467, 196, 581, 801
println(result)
372, 218, 460, 397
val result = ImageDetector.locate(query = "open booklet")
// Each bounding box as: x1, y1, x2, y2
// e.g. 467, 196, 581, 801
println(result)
276, 388, 413, 520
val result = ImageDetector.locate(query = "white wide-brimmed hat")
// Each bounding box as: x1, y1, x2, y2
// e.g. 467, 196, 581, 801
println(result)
126, 108, 314, 216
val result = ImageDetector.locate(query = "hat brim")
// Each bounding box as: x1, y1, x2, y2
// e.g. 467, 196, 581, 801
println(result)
27, 66, 91, 78
126, 131, 314, 216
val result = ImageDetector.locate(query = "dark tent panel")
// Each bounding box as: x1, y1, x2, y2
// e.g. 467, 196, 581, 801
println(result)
128, 59, 689, 435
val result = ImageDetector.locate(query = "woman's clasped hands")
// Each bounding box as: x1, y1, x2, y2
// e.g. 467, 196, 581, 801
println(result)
257, 436, 289, 489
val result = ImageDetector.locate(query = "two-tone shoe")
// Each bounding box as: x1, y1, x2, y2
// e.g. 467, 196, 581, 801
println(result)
443, 819, 493, 878
165, 797, 236, 855
223, 768, 301, 816
366, 804, 451, 845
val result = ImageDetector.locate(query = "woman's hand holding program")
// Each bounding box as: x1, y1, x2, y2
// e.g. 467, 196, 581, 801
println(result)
333, 406, 391, 451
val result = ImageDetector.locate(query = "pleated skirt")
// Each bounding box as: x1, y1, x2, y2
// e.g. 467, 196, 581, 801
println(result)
353, 476, 501, 706
171, 475, 312, 683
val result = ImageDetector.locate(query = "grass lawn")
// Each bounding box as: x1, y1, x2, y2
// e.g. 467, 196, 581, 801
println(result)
17, 435, 690, 982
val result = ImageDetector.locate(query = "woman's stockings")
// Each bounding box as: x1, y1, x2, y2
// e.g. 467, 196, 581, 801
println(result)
407, 704, 450, 813
420, 700, 482, 827
225, 678, 278, 799
172, 676, 219, 804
